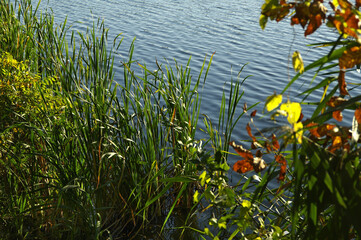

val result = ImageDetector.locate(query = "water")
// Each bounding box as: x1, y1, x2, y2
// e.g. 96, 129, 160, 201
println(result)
32, 0, 351, 173
24, 0, 360, 237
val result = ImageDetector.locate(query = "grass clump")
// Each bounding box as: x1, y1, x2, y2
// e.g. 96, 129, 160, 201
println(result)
0, 0, 216, 238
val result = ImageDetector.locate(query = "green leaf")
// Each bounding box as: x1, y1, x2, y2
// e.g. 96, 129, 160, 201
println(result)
323, 172, 333, 193
204, 228, 214, 238
335, 188, 347, 208
310, 202, 317, 226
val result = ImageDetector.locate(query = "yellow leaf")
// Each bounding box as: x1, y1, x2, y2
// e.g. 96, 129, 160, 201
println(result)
242, 200, 252, 208
265, 94, 283, 112
292, 51, 304, 73
294, 121, 303, 143
280, 102, 302, 124
260, 14, 268, 30
193, 190, 199, 204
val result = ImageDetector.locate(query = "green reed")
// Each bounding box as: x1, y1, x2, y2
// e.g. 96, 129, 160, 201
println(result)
0, 0, 215, 238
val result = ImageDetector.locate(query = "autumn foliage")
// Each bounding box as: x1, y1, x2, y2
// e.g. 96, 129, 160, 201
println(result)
227, 0, 361, 238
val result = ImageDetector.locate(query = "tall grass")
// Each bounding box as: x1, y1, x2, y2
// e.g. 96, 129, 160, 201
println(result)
0, 0, 222, 238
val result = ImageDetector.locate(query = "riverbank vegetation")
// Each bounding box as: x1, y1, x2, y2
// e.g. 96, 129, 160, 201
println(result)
1, 0, 361, 239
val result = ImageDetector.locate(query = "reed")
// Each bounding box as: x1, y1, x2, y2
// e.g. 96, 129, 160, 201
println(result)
0, 0, 215, 238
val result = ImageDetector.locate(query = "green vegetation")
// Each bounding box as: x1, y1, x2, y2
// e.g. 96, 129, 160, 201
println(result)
1, 0, 361, 239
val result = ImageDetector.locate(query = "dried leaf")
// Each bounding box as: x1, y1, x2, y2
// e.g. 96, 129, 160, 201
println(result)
328, 7, 360, 39
338, 71, 349, 95
329, 135, 343, 153
246, 123, 257, 142
260, 0, 294, 29
251, 141, 263, 149
272, 134, 280, 150
230, 141, 267, 174
333, 110, 343, 121
317, 124, 336, 137
275, 154, 287, 181
229, 141, 253, 161
243, 102, 247, 113
355, 107, 361, 124
326, 96, 347, 107
251, 110, 257, 117
339, 46, 361, 70
291, 1, 327, 36
253, 157, 267, 173
357, 0, 361, 8
306, 122, 321, 138
233, 160, 254, 174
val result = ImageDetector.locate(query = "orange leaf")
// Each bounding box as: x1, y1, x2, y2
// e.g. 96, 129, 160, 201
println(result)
264, 141, 272, 153
246, 123, 257, 142
272, 134, 280, 151
329, 7, 360, 39
229, 141, 253, 161
326, 96, 347, 107
357, 0, 361, 8
291, 2, 327, 36
329, 135, 343, 153
338, 71, 349, 95
306, 122, 321, 138
333, 110, 343, 122
233, 160, 254, 174
339, 46, 361, 70
317, 124, 336, 137
355, 107, 361, 124
230, 141, 267, 174
275, 154, 287, 181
